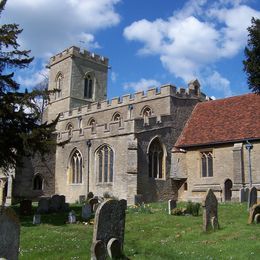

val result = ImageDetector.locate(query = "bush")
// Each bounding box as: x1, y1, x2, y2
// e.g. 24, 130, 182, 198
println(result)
185, 201, 201, 216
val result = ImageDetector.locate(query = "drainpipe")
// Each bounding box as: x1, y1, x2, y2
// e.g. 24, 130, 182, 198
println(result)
86, 140, 92, 194
245, 140, 253, 188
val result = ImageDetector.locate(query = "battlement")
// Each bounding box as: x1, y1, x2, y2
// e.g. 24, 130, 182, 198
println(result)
58, 82, 208, 120
48, 46, 109, 67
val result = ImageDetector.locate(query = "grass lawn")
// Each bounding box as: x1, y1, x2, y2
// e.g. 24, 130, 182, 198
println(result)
15, 202, 259, 259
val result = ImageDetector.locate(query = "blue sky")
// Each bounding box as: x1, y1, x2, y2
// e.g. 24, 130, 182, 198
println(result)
2, 0, 260, 99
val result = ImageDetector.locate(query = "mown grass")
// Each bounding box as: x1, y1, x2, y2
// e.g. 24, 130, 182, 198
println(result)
15, 202, 259, 259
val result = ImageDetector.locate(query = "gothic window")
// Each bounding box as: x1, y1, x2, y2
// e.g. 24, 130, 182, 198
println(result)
84, 74, 93, 99
112, 112, 122, 127
66, 123, 73, 137
88, 118, 96, 133
78, 117, 83, 134
96, 145, 114, 183
148, 138, 165, 179
55, 73, 63, 99
201, 152, 213, 177
33, 174, 43, 190
69, 150, 83, 184
142, 106, 152, 125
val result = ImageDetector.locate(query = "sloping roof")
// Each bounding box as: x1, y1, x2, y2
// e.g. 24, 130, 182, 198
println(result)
175, 93, 260, 148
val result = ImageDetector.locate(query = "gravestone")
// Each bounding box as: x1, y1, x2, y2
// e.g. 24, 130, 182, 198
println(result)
239, 187, 249, 203
20, 199, 32, 215
93, 203, 100, 213
49, 194, 62, 212
68, 211, 76, 224
87, 192, 94, 201
82, 204, 92, 220
33, 214, 41, 225
248, 186, 257, 209
202, 189, 219, 231
254, 213, 260, 224
79, 195, 86, 204
0, 207, 20, 260
91, 199, 127, 260
168, 199, 177, 215
37, 197, 49, 214
248, 203, 260, 224
89, 198, 99, 213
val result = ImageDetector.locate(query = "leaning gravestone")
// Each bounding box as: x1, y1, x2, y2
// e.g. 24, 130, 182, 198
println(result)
248, 186, 257, 209
82, 203, 92, 220
0, 207, 20, 260
168, 199, 177, 215
239, 187, 249, 203
91, 199, 127, 260
37, 197, 50, 214
202, 189, 219, 232
248, 203, 260, 224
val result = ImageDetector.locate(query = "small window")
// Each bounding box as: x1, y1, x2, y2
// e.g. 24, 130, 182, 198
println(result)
96, 145, 114, 183
33, 174, 43, 190
201, 152, 213, 177
142, 106, 152, 125
88, 118, 96, 133
66, 123, 73, 137
78, 117, 83, 134
112, 113, 122, 127
84, 74, 93, 99
55, 73, 63, 99
184, 182, 188, 191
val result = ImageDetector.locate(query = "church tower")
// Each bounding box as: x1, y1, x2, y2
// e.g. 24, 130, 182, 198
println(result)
45, 46, 109, 121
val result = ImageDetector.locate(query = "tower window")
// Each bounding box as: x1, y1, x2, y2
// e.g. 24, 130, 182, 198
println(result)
84, 74, 93, 99
55, 73, 63, 99
88, 118, 96, 133
142, 106, 152, 125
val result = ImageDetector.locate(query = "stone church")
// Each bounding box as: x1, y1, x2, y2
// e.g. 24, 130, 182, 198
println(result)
1, 46, 258, 205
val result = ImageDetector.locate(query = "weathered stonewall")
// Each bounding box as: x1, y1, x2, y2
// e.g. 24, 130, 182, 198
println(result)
0, 207, 20, 260
248, 186, 257, 209
248, 203, 260, 224
91, 199, 127, 260
202, 189, 219, 232
82, 203, 92, 220
168, 199, 177, 215
239, 187, 249, 203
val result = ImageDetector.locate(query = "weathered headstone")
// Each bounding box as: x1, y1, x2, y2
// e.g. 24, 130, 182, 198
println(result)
79, 195, 86, 204
239, 187, 249, 203
93, 203, 100, 213
0, 207, 20, 260
202, 189, 219, 232
254, 213, 260, 224
87, 192, 94, 201
82, 204, 92, 220
89, 198, 99, 213
168, 199, 177, 215
33, 214, 41, 225
91, 199, 127, 260
248, 203, 260, 224
68, 210, 76, 224
20, 199, 32, 216
37, 197, 49, 214
49, 194, 62, 212
248, 186, 257, 209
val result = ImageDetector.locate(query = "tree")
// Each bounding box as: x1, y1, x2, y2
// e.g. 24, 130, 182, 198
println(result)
243, 17, 260, 94
0, 0, 58, 170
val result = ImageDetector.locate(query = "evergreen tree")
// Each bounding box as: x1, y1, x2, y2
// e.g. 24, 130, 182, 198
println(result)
243, 17, 260, 94
0, 0, 58, 170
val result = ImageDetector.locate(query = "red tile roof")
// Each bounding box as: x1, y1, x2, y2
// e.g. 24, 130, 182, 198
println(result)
175, 93, 260, 148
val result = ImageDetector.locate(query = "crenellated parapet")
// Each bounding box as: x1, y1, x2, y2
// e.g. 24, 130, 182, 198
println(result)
48, 46, 109, 67
58, 82, 208, 120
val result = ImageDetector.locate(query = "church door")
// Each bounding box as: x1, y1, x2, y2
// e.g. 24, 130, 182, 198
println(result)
224, 179, 232, 201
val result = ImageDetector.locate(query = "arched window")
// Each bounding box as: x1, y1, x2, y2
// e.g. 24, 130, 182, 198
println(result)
55, 73, 63, 99
88, 118, 96, 133
148, 138, 165, 179
84, 74, 93, 99
112, 112, 122, 127
201, 151, 213, 177
69, 150, 83, 184
96, 145, 114, 183
142, 106, 152, 124
33, 174, 43, 190
66, 123, 73, 137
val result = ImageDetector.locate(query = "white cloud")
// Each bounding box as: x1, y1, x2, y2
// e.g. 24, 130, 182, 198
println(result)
2, 0, 121, 57
111, 72, 118, 82
123, 78, 161, 92
123, 0, 260, 95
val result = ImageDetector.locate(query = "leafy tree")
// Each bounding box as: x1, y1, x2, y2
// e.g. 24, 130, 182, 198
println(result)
0, 0, 58, 170
243, 17, 260, 94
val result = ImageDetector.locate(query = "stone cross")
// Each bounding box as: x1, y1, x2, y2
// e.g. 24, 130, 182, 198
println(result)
202, 189, 219, 232
168, 199, 177, 215
91, 199, 127, 260
248, 186, 257, 210
0, 207, 20, 260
